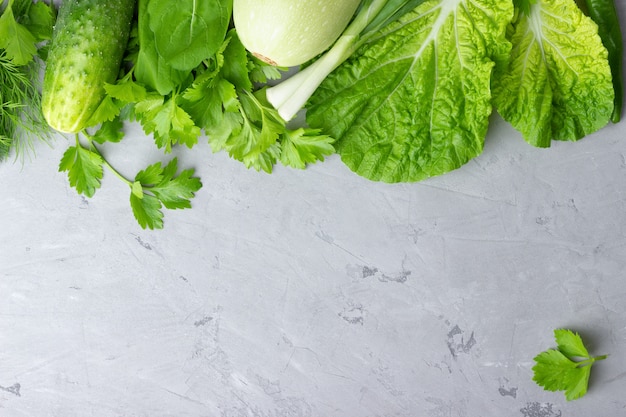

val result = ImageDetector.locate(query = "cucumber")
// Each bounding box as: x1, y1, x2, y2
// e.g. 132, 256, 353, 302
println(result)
42, 0, 136, 133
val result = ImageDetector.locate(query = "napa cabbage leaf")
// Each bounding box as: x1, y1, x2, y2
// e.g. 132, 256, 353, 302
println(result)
492, 0, 614, 147
306, 0, 513, 183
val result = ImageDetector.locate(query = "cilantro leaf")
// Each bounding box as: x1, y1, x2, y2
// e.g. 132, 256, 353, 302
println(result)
0, 4, 37, 65
130, 158, 202, 230
532, 329, 607, 401
58, 144, 104, 198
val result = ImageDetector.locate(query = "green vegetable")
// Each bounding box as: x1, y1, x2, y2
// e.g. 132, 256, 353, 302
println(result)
59, 124, 202, 230
305, 0, 513, 182
233, 0, 361, 67
41, 0, 136, 133
266, 0, 427, 122
103, 0, 334, 173
0, 0, 54, 160
492, 0, 614, 147
134, 0, 232, 95
583, 0, 623, 123
532, 329, 607, 401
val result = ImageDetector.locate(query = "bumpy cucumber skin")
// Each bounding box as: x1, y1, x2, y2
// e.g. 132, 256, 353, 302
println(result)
42, 0, 136, 133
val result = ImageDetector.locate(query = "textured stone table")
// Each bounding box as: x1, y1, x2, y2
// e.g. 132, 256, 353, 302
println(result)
1, 113, 625, 417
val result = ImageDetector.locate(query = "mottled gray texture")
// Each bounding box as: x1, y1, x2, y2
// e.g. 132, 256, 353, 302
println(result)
1, 112, 626, 417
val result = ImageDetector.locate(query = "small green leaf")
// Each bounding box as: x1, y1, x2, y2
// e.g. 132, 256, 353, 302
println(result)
105, 78, 148, 103
139, 96, 201, 152
532, 328, 607, 401
0, 5, 37, 65
58, 145, 104, 198
86, 96, 122, 128
90, 118, 125, 144
280, 128, 335, 169
130, 158, 202, 229
130, 192, 163, 230
554, 329, 590, 359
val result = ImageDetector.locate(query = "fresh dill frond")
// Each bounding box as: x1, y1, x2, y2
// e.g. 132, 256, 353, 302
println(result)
0, 51, 51, 161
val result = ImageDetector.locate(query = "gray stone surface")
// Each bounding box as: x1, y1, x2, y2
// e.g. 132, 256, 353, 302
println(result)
1, 114, 626, 417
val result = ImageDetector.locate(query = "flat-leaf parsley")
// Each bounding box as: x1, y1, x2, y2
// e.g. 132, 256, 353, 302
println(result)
532, 329, 607, 401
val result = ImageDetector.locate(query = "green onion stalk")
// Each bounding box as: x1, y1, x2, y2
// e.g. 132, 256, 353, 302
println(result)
266, 0, 426, 122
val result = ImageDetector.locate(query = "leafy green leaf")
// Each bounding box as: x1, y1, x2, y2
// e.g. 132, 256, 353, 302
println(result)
0, 4, 37, 65
138, 95, 201, 152
532, 329, 607, 401
307, 0, 513, 183
85, 95, 122, 128
130, 158, 202, 230
280, 128, 335, 169
23, 1, 55, 42
492, 0, 614, 147
58, 144, 104, 198
513, 0, 537, 16
146, 0, 232, 72
554, 329, 590, 359
149, 159, 202, 209
130, 192, 164, 230
532, 349, 590, 401
134, 0, 190, 95
90, 118, 125, 144
105, 77, 148, 103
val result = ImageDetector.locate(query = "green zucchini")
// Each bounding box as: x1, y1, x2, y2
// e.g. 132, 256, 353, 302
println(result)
42, 0, 136, 133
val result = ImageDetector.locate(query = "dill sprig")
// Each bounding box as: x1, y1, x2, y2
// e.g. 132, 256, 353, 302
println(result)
0, 0, 55, 161
0, 51, 50, 160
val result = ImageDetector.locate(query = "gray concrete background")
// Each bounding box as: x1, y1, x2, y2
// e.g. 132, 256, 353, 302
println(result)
2, 111, 625, 417
2, 2, 626, 413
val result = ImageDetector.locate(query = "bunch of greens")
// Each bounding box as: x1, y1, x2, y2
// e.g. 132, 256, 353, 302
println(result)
93, 0, 335, 173
0, 0, 55, 160
532, 329, 607, 401
300, 0, 619, 182
60, 0, 335, 229
493, 0, 615, 147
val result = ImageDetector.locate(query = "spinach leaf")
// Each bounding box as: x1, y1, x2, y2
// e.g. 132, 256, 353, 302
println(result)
147, 0, 232, 72
134, 0, 189, 95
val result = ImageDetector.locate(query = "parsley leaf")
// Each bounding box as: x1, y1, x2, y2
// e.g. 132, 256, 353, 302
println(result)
532, 329, 607, 401
0, 2, 37, 65
130, 158, 202, 229
58, 142, 104, 198
139, 94, 201, 152
90, 118, 125, 144
280, 128, 335, 169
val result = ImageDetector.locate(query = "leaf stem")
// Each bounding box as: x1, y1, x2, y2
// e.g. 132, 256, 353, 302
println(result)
576, 354, 608, 368
82, 133, 133, 187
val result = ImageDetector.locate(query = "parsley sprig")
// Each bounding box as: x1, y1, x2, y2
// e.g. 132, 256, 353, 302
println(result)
532, 329, 607, 401
59, 122, 202, 230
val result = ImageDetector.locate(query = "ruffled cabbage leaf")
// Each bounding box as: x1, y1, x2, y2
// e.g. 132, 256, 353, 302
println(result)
492, 0, 614, 147
306, 0, 513, 183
